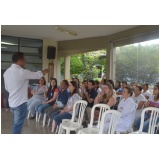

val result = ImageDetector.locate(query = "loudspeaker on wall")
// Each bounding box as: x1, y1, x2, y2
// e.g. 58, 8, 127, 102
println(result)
47, 46, 56, 59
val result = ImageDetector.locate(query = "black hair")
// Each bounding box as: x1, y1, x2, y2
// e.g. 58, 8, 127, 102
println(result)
94, 80, 99, 85
47, 78, 58, 95
122, 81, 127, 85
82, 80, 88, 83
70, 81, 78, 96
12, 52, 24, 63
62, 80, 69, 87
155, 84, 159, 100
88, 80, 95, 86
115, 80, 121, 90
107, 79, 114, 89
136, 85, 142, 91
74, 78, 80, 88
145, 83, 149, 89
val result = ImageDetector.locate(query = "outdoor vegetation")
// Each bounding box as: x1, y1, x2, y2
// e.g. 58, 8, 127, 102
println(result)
61, 40, 159, 85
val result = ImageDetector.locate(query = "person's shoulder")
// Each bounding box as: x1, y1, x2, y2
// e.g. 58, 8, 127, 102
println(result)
139, 94, 145, 99
54, 87, 59, 92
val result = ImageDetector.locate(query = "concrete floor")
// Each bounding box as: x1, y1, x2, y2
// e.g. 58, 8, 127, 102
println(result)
1, 108, 53, 134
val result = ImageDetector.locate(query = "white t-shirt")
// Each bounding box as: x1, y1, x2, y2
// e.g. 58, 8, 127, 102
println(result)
132, 94, 145, 119
142, 90, 152, 99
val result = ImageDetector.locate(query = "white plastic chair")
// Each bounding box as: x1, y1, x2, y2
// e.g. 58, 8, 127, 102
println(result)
99, 110, 121, 134
58, 100, 88, 134
36, 112, 42, 122
130, 107, 159, 134
78, 104, 110, 134
27, 111, 31, 119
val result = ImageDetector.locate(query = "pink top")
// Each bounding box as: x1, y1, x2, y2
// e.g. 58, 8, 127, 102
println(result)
149, 95, 159, 108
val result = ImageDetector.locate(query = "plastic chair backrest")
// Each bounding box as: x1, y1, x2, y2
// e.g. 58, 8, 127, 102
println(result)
89, 104, 110, 129
99, 110, 121, 134
139, 107, 159, 134
71, 100, 88, 124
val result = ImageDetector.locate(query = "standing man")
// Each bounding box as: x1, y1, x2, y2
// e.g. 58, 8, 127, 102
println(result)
3, 52, 49, 134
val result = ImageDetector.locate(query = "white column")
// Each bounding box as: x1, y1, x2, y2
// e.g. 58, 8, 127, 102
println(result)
55, 58, 61, 85
64, 56, 70, 80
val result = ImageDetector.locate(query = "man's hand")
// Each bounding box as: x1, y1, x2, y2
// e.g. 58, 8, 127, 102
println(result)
42, 69, 50, 75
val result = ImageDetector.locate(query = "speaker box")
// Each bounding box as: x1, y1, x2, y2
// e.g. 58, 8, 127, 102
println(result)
47, 46, 56, 59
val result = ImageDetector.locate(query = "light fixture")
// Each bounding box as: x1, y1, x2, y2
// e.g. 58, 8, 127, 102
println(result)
55, 26, 78, 36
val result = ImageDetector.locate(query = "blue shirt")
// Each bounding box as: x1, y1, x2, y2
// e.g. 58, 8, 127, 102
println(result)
57, 89, 69, 106
87, 89, 98, 108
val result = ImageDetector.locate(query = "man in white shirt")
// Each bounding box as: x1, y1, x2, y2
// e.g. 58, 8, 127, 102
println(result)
3, 52, 49, 134
142, 83, 151, 100
132, 85, 146, 121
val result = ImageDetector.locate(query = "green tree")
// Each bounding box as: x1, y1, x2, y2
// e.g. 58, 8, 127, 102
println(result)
61, 50, 106, 80
115, 43, 159, 85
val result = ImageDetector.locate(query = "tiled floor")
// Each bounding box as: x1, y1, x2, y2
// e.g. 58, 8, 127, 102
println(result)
1, 108, 53, 134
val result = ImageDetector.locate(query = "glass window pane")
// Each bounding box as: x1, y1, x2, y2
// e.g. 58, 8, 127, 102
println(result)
115, 39, 159, 85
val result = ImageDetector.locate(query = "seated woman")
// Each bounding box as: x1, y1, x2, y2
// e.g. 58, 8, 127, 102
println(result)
94, 82, 116, 121
51, 81, 81, 131
44, 80, 69, 120
35, 78, 59, 117
27, 77, 48, 119
94, 82, 116, 107
135, 84, 159, 132
103, 86, 136, 133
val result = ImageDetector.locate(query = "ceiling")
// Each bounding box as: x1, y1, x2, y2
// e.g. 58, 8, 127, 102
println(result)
1, 25, 138, 41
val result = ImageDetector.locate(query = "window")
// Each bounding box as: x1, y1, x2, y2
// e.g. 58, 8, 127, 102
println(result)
115, 39, 159, 85
1, 36, 43, 91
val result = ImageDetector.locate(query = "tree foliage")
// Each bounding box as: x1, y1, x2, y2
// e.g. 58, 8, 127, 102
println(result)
61, 50, 106, 80
115, 43, 159, 84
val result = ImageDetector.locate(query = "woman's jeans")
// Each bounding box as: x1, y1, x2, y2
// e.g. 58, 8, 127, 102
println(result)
35, 103, 51, 116
27, 98, 43, 116
10, 102, 28, 134
52, 112, 72, 125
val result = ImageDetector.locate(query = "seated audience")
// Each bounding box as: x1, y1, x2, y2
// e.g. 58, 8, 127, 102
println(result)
94, 82, 116, 107
44, 80, 69, 121
94, 80, 102, 94
132, 85, 145, 121
73, 77, 81, 93
114, 80, 122, 92
79, 80, 88, 100
27, 77, 48, 119
135, 84, 159, 133
35, 78, 59, 117
142, 83, 151, 100
85, 80, 98, 122
116, 81, 127, 95
52, 81, 81, 131
103, 86, 136, 133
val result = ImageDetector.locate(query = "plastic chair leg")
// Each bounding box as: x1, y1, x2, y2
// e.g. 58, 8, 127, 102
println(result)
42, 114, 46, 127
38, 114, 41, 122
47, 119, 50, 126
27, 111, 30, 119
36, 112, 38, 122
